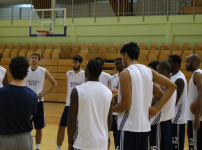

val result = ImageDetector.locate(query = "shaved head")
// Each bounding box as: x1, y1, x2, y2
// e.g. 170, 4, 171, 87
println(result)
186, 54, 201, 64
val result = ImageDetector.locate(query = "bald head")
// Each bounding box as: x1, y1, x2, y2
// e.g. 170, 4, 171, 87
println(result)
186, 54, 201, 65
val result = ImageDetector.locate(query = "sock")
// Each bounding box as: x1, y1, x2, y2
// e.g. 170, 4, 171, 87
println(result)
56, 145, 62, 150
36, 144, 40, 150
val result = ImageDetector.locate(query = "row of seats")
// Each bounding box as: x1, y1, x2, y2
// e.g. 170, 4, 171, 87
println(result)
1, 42, 202, 53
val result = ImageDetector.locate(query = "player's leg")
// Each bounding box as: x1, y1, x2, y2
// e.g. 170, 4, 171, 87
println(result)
178, 124, 185, 150
56, 106, 69, 150
140, 132, 149, 150
33, 101, 45, 150
116, 130, 121, 150
171, 123, 178, 150
150, 124, 159, 150
160, 120, 172, 150
187, 121, 195, 150
110, 115, 118, 148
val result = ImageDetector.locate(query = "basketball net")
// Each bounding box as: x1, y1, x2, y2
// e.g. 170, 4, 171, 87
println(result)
36, 30, 49, 42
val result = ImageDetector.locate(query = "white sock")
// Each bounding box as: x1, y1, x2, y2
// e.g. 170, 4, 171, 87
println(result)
56, 145, 62, 150
36, 144, 40, 149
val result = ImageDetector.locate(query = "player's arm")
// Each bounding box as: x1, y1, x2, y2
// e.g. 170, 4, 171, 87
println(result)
38, 70, 58, 99
175, 78, 185, 105
193, 72, 202, 131
113, 69, 131, 112
67, 88, 78, 150
107, 100, 113, 132
152, 84, 163, 106
3, 71, 9, 86
149, 69, 177, 118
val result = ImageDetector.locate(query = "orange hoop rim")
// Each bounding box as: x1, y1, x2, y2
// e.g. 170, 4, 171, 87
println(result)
36, 30, 49, 35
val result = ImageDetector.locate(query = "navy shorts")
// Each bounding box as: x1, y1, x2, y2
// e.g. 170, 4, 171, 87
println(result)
59, 106, 69, 126
116, 130, 149, 150
32, 101, 45, 129
160, 120, 172, 150
149, 124, 160, 150
187, 120, 202, 150
110, 115, 118, 147
171, 123, 185, 150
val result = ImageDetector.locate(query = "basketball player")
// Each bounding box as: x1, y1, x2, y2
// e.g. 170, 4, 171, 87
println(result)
167, 55, 187, 150
68, 59, 113, 150
186, 54, 202, 150
0, 56, 38, 150
56, 55, 85, 150
150, 62, 177, 150
113, 42, 176, 150
95, 57, 112, 88
111, 58, 123, 148
25, 52, 58, 150
0, 53, 9, 87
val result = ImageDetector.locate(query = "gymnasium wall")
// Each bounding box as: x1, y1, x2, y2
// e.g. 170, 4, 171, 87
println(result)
0, 15, 202, 46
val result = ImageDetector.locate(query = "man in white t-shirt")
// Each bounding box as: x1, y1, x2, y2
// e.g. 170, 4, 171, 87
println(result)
25, 52, 58, 150
68, 59, 113, 150
150, 62, 177, 150
113, 42, 176, 150
0, 53, 9, 87
111, 58, 123, 148
95, 57, 112, 88
186, 54, 202, 150
56, 55, 85, 150
167, 55, 187, 150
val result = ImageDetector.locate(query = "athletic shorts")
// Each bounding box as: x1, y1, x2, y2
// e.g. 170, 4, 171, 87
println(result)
187, 120, 202, 150
116, 130, 149, 150
0, 132, 33, 150
59, 106, 69, 126
32, 101, 45, 129
172, 123, 185, 150
110, 115, 118, 131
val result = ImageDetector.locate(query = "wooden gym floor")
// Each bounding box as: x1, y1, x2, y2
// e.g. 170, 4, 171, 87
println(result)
32, 102, 189, 150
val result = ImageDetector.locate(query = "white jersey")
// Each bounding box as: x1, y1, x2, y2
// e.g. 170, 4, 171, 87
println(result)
66, 70, 85, 106
111, 73, 119, 115
171, 71, 188, 124
117, 64, 153, 132
150, 90, 177, 125
187, 69, 202, 121
73, 81, 112, 150
25, 66, 46, 102
0, 66, 6, 88
99, 72, 112, 89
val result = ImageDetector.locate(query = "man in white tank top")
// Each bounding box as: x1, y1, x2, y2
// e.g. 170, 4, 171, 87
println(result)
25, 52, 58, 150
0, 53, 9, 87
167, 55, 187, 150
113, 42, 176, 150
186, 54, 202, 150
95, 57, 112, 88
67, 59, 113, 150
110, 58, 123, 148
56, 55, 85, 150
150, 62, 177, 150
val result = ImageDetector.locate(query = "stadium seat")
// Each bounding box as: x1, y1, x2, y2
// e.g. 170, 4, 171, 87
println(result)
140, 46, 148, 50
28, 49, 35, 52
63, 45, 71, 53
90, 46, 99, 53
171, 50, 181, 56
18, 51, 26, 57
149, 46, 158, 50
19, 49, 28, 53
138, 53, 147, 61
150, 50, 159, 54
79, 52, 87, 59
45, 49, 53, 53
181, 46, 191, 53
14, 45, 22, 50
59, 52, 71, 59
181, 50, 193, 61
7, 45, 13, 50
51, 52, 59, 59
81, 45, 89, 51
100, 46, 108, 53
26, 51, 33, 59
148, 53, 158, 62
110, 43, 118, 47
170, 46, 180, 52
53, 49, 61, 53
0, 49, 3, 53
193, 46, 202, 53
0, 45, 6, 50
159, 53, 169, 62
10, 51, 18, 58
2, 51, 10, 58
72, 46, 80, 53
36, 49, 44, 53
12, 49, 19, 53
159, 46, 169, 52
38, 45, 46, 50
195, 50, 202, 58
43, 51, 51, 59
55, 46, 63, 51
108, 46, 117, 53
4, 49, 11, 52
22, 45, 30, 50
46, 45, 54, 50
92, 43, 99, 47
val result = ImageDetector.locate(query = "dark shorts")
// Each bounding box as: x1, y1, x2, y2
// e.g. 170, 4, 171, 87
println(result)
32, 101, 45, 129
172, 123, 185, 150
59, 106, 69, 126
187, 120, 202, 150
116, 130, 149, 150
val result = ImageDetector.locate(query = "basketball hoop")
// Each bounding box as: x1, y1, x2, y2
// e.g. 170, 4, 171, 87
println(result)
36, 30, 49, 42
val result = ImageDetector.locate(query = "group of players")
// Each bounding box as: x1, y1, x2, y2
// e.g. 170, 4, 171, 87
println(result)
0, 42, 202, 150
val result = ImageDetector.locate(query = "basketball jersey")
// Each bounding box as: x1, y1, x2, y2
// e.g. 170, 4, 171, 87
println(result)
99, 72, 112, 89
117, 64, 153, 132
0, 66, 6, 88
171, 71, 188, 124
187, 69, 202, 121
150, 88, 176, 125
111, 73, 119, 115
66, 70, 85, 106
73, 81, 112, 150
25, 66, 46, 102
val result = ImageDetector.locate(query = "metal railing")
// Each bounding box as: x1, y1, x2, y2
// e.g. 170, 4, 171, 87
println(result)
0, 0, 201, 21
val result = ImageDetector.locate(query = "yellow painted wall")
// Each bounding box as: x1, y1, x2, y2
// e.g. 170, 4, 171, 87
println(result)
0, 15, 202, 46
